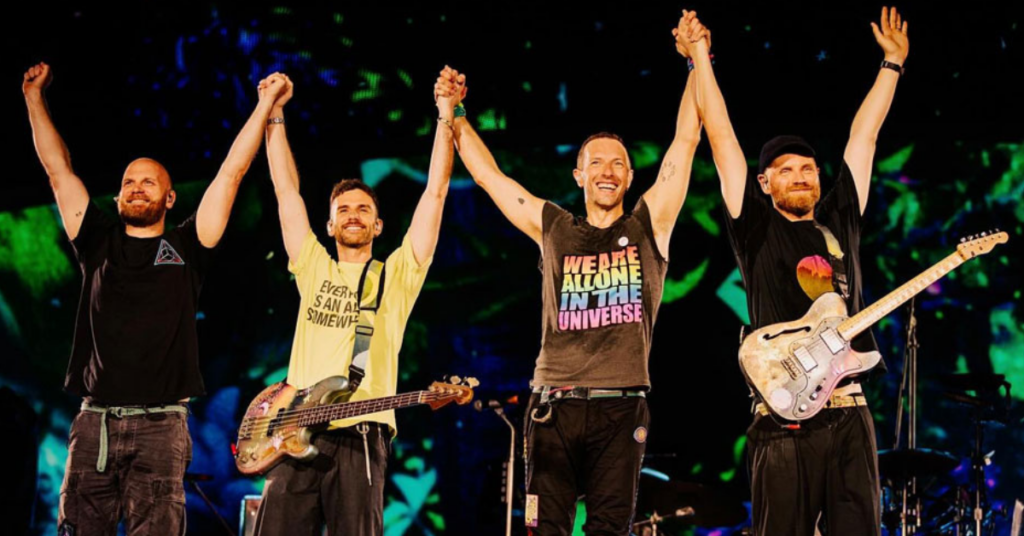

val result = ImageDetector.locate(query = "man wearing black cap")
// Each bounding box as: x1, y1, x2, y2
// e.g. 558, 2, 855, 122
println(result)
685, 6, 910, 536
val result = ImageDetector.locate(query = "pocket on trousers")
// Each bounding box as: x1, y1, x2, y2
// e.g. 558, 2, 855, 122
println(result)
152, 478, 186, 504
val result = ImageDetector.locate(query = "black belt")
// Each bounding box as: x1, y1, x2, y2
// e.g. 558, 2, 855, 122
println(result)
533, 385, 646, 402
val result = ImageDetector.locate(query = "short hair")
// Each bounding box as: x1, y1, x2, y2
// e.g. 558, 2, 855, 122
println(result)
576, 132, 630, 169
329, 179, 381, 215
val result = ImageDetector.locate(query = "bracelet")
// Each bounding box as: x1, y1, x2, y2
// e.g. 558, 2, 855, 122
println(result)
438, 117, 454, 130
454, 103, 467, 118
267, 117, 285, 125
687, 54, 715, 72
880, 60, 905, 76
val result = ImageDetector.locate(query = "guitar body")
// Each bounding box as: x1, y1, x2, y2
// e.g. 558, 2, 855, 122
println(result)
739, 293, 882, 421
235, 376, 352, 476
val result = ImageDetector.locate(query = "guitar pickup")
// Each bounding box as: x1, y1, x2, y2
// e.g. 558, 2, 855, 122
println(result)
819, 329, 846, 354
793, 346, 818, 373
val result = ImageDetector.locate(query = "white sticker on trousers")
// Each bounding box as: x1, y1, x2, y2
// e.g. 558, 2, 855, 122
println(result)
525, 494, 539, 527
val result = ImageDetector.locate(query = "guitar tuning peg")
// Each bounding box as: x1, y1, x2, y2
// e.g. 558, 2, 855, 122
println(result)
960, 237, 966, 243
449, 375, 462, 385
465, 377, 480, 388
981, 231, 988, 237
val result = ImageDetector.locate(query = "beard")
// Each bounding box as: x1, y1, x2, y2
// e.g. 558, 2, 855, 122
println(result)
771, 185, 820, 218
118, 197, 167, 227
334, 223, 374, 248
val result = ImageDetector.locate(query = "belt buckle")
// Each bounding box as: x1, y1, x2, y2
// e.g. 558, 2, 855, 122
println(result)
571, 387, 589, 399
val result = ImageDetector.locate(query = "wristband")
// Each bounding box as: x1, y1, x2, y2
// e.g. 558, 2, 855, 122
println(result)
267, 117, 285, 125
454, 103, 467, 118
880, 60, 905, 76
687, 54, 715, 72
438, 117, 454, 130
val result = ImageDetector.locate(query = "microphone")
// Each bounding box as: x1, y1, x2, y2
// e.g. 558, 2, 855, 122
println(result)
474, 399, 503, 412
473, 396, 520, 412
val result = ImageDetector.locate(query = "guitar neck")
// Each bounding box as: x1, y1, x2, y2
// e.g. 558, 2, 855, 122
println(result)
838, 251, 965, 341
301, 391, 434, 427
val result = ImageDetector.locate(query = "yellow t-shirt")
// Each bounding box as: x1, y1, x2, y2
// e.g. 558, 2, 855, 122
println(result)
285, 230, 431, 434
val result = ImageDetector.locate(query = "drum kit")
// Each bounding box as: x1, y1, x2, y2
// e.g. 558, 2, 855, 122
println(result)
879, 369, 1015, 535
878, 299, 1017, 535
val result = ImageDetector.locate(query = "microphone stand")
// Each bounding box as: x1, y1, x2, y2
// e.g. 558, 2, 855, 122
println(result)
893, 298, 920, 534
185, 473, 236, 536
478, 401, 516, 536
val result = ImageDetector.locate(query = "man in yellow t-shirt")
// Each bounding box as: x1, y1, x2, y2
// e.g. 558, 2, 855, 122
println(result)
253, 72, 460, 535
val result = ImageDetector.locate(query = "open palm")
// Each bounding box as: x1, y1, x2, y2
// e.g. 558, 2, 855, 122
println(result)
871, 6, 909, 63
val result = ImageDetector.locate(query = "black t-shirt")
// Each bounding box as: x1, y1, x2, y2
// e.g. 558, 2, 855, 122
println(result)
725, 161, 882, 369
65, 202, 213, 404
533, 198, 668, 389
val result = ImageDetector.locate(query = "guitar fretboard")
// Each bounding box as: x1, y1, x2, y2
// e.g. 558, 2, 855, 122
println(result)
838, 251, 964, 340
297, 391, 434, 427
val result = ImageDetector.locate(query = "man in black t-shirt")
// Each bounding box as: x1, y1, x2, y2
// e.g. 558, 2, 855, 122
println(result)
436, 12, 706, 534
22, 63, 289, 535
687, 7, 909, 535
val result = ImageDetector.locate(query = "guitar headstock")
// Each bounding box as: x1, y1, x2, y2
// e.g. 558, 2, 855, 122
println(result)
426, 375, 478, 410
956, 230, 1009, 260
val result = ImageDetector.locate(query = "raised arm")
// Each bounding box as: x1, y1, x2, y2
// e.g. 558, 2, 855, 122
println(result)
436, 68, 545, 247
402, 68, 461, 265
23, 63, 90, 240
684, 11, 748, 219
195, 73, 288, 248
263, 75, 312, 262
845, 6, 909, 214
642, 13, 705, 258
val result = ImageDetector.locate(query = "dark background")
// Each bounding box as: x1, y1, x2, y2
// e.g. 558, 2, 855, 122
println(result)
3, 2, 1022, 534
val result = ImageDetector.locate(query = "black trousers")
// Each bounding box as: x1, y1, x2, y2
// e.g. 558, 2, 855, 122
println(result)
524, 394, 650, 536
254, 423, 390, 536
59, 410, 192, 536
747, 405, 881, 536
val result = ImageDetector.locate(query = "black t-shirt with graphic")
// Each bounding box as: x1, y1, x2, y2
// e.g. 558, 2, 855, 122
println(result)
725, 161, 882, 371
65, 202, 213, 404
533, 198, 668, 389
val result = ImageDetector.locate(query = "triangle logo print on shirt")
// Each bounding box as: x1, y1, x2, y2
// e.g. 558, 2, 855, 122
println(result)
154, 239, 185, 266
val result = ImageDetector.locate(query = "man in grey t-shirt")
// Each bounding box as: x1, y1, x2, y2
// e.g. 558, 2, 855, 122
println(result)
435, 12, 707, 533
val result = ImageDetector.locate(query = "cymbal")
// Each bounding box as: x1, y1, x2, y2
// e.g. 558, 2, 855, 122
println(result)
878, 449, 959, 482
636, 480, 748, 528
937, 373, 1008, 393
941, 392, 1011, 423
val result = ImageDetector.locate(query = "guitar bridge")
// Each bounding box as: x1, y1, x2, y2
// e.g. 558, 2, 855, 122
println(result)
781, 357, 801, 380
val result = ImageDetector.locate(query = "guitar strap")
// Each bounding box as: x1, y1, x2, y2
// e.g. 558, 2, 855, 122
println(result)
349, 259, 386, 390
813, 222, 850, 300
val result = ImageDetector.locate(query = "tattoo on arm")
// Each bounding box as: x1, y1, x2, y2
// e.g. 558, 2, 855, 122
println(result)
518, 197, 525, 205
75, 211, 83, 217
659, 160, 677, 183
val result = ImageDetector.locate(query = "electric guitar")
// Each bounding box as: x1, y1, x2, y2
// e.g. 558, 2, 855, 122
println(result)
739, 231, 1008, 421
234, 375, 477, 475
